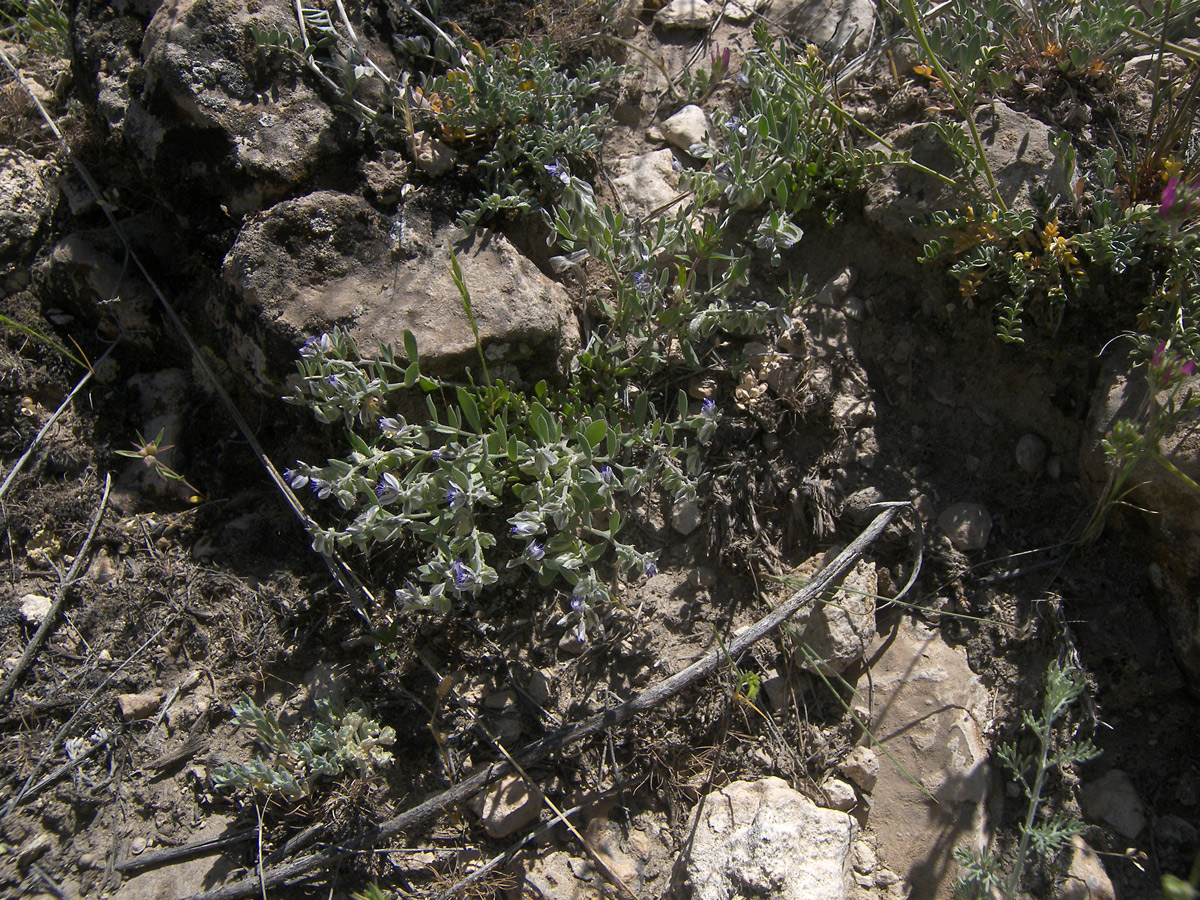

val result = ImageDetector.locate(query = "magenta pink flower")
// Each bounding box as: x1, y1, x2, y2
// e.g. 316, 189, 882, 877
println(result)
1160, 177, 1179, 217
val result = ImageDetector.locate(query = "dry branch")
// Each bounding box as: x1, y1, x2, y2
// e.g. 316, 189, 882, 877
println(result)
183, 502, 906, 900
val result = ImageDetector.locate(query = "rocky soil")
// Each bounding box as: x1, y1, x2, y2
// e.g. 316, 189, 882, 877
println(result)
2, 0, 1199, 899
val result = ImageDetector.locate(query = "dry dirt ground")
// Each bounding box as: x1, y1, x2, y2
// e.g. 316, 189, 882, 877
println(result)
1, 2, 1199, 900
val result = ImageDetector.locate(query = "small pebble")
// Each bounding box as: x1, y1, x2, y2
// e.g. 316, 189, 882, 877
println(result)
1015, 433, 1048, 474
937, 502, 992, 551
130, 836, 147, 855
20, 594, 51, 627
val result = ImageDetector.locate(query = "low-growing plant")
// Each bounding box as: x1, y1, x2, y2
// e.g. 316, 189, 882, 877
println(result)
954, 661, 1101, 900
686, 25, 878, 229
415, 37, 621, 225
251, 3, 620, 226
0, 0, 69, 56
115, 428, 204, 502
282, 326, 715, 641
910, 0, 1153, 98
211, 693, 395, 802
1084, 336, 1200, 540
547, 174, 790, 370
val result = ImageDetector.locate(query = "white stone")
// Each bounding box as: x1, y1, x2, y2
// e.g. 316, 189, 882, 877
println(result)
816, 266, 856, 307
408, 130, 456, 178
839, 745, 879, 794
659, 105, 710, 154
1058, 835, 1116, 900
19, 593, 52, 627
677, 777, 855, 900
672, 498, 702, 535
938, 502, 992, 551
611, 149, 680, 221
1016, 433, 1048, 474
468, 773, 542, 838
117, 690, 164, 722
822, 777, 857, 811
772, 0, 877, 54
853, 619, 991, 900
653, 0, 716, 30
1080, 770, 1145, 839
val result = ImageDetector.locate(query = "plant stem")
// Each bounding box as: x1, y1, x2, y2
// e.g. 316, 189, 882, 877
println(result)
901, 0, 1007, 210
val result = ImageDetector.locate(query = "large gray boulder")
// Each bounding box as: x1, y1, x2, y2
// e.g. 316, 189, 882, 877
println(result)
853, 620, 991, 900
0, 149, 55, 286
81, 0, 353, 213
221, 191, 580, 390
865, 101, 1059, 240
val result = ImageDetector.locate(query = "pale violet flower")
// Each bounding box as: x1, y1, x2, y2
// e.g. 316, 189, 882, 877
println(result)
525, 540, 545, 562
375, 472, 401, 504
299, 333, 333, 358
284, 468, 309, 490
450, 559, 477, 593
446, 486, 468, 510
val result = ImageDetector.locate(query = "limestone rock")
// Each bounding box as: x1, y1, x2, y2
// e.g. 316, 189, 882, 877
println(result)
1016, 433, 1048, 474
659, 105, 710, 154
1080, 769, 1146, 840
0, 149, 54, 282
774, 0, 877, 55
133, 0, 349, 211
937, 502, 992, 551
839, 745, 879, 794
865, 101, 1057, 240
676, 777, 856, 900
1058, 836, 1116, 900
19, 593, 51, 627
222, 192, 579, 389
408, 131, 456, 178
654, 0, 717, 30
111, 816, 237, 900
853, 619, 990, 900
772, 0, 878, 54
611, 150, 680, 221
672, 498, 702, 536
468, 773, 542, 838
791, 555, 877, 674
822, 777, 857, 811
725, 0, 769, 22
117, 690, 164, 721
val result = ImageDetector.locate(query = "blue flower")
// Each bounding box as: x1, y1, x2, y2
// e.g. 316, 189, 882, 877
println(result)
379, 417, 402, 436
726, 115, 747, 136
570, 593, 584, 612
600, 465, 616, 485
310, 478, 332, 500
643, 560, 658, 577
526, 540, 545, 562
701, 398, 717, 419
450, 559, 477, 593
283, 468, 309, 490
445, 486, 468, 510
375, 472, 401, 504
544, 161, 570, 184
511, 519, 540, 537
299, 333, 333, 358
632, 271, 652, 293
325, 374, 345, 390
